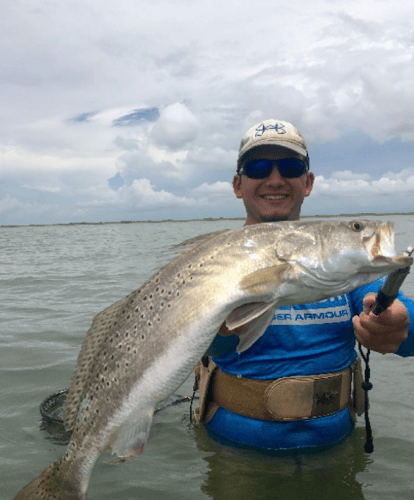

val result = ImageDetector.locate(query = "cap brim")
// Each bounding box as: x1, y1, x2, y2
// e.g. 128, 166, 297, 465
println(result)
238, 139, 308, 165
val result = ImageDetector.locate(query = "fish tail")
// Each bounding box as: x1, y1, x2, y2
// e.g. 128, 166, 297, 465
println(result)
12, 458, 86, 500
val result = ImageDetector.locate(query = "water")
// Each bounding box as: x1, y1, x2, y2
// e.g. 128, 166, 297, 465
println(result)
1, 216, 413, 500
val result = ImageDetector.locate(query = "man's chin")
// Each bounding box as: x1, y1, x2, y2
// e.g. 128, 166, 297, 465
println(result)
259, 213, 291, 223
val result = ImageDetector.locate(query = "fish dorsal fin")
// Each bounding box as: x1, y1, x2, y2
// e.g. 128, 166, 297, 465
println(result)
64, 291, 138, 431
166, 230, 231, 259
239, 263, 290, 295
225, 301, 278, 353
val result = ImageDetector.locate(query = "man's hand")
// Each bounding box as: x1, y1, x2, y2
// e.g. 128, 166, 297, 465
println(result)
352, 293, 409, 354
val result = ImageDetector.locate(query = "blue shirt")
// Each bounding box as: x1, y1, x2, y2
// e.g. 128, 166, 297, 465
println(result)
206, 278, 414, 450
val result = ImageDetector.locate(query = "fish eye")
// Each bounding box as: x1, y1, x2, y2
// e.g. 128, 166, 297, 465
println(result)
351, 221, 364, 232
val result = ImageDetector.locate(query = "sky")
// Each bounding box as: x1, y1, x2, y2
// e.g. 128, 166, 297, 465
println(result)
1, 0, 414, 225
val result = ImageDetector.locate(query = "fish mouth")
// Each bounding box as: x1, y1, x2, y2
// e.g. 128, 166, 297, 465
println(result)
367, 222, 413, 269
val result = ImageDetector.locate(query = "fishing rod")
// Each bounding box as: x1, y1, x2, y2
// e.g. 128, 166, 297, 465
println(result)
360, 245, 414, 453
372, 246, 414, 315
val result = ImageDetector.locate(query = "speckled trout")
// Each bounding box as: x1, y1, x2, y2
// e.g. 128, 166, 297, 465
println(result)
13, 220, 412, 500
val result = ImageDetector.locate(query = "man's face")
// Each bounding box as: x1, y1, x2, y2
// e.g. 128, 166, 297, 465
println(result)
233, 146, 315, 225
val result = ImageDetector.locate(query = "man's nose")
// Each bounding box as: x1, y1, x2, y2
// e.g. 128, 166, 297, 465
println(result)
264, 166, 286, 185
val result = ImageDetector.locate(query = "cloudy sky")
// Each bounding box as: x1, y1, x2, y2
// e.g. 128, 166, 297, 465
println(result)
1, 0, 414, 225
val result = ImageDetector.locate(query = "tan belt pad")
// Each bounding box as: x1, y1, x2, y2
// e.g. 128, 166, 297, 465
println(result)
265, 370, 350, 421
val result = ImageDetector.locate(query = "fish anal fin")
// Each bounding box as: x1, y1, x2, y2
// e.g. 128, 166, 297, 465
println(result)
240, 263, 290, 295
108, 409, 154, 459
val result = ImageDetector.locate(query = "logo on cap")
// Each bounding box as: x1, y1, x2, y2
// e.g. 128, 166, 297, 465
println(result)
255, 122, 286, 137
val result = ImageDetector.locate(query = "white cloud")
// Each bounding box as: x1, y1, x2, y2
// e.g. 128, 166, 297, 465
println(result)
22, 184, 61, 194
127, 179, 200, 208
2, 0, 414, 225
150, 103, 200, 151
313, 168, 414, 197
0, 196, 23, 215
330, 170, 372, 182
193, 182, 233, 196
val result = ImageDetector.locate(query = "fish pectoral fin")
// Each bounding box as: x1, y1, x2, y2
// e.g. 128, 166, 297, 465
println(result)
108, 409, 154, 459
225, 302, 278, 353
235, 306, 278, 353
240, 263, 290, 295
225, 301, 277, 331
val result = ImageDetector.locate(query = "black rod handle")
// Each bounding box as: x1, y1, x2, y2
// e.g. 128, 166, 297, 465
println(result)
372, 246, 413, 316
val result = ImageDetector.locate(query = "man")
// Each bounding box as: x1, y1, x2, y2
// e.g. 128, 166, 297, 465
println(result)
194, 119, 414, 451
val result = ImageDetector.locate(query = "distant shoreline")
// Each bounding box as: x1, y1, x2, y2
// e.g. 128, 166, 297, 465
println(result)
1, 212, 413, 229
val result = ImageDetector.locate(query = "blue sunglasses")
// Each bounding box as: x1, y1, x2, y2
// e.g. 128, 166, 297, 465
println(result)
238, 158, 309, 179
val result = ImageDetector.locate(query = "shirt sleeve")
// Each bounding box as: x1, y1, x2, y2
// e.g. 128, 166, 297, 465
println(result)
349, 277, 414, 357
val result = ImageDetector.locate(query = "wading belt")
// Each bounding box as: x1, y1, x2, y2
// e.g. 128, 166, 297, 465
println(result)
194, 358, 361, 424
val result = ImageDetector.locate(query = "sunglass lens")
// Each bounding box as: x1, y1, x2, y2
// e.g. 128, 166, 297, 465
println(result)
243, 159, 274, 179
277, 158, 308, 178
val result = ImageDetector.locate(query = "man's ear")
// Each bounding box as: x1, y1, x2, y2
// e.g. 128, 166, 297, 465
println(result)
233, 174, 243, 199
304, 172, 315, 197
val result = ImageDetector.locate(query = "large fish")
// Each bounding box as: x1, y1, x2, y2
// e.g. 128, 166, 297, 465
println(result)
13, 220, 412, 500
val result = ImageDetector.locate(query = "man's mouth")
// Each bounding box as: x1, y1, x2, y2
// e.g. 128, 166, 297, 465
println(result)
262, 194, 288, 200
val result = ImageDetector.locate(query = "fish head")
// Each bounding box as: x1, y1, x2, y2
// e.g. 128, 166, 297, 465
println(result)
362, 220, 412, 270
278, 219, 412, 293
340, 220, 412, 273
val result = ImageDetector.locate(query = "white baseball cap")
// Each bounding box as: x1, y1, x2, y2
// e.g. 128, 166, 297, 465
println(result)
237, 119, 309, 168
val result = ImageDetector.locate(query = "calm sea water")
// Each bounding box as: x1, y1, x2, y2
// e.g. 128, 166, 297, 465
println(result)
1, 216, 414, 500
